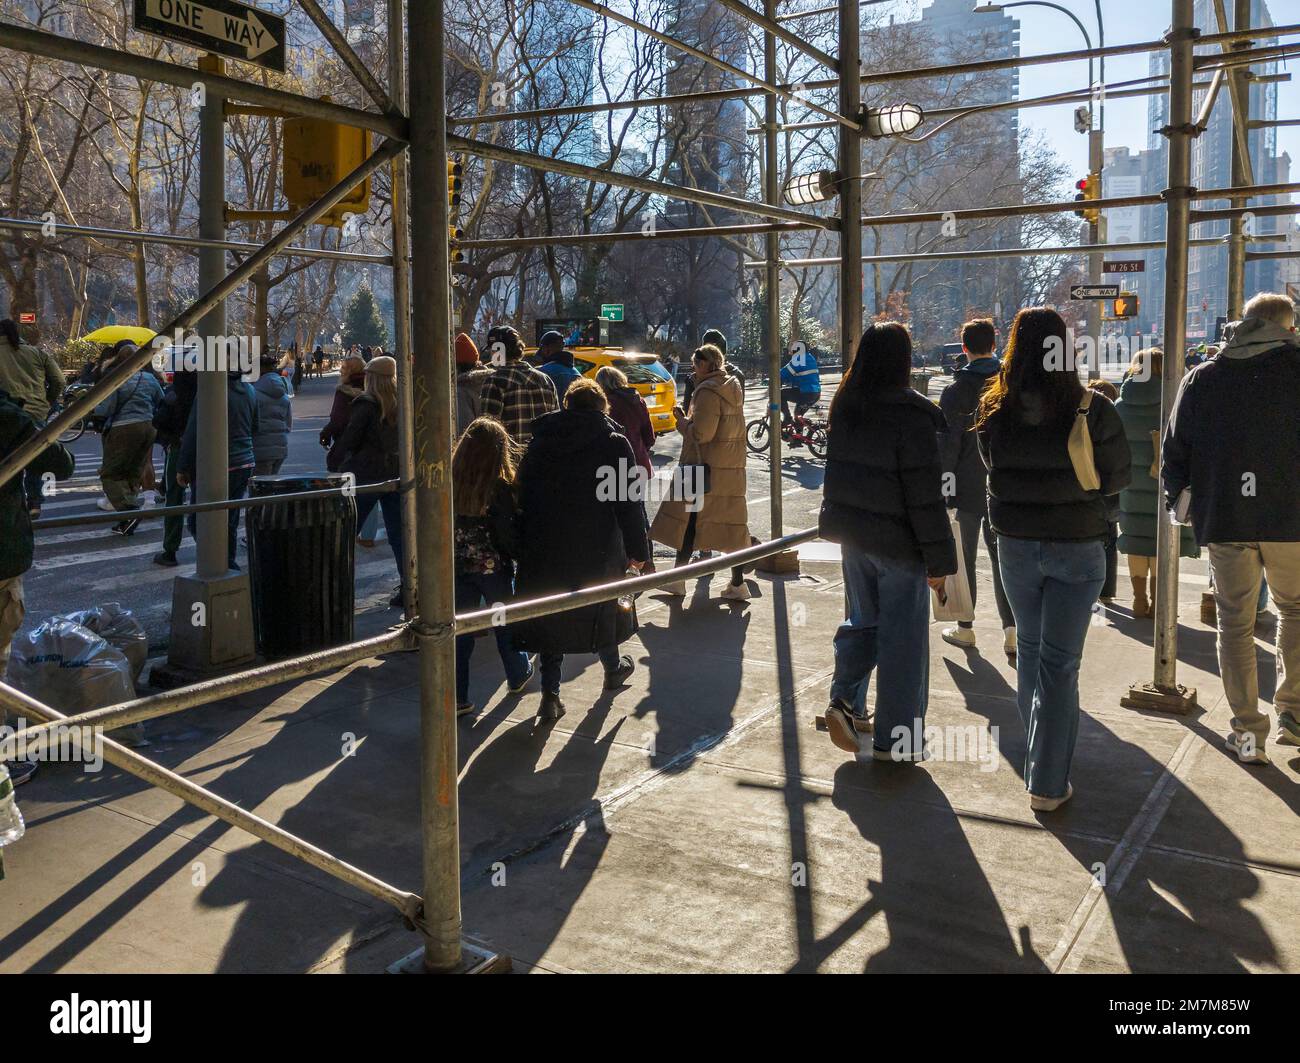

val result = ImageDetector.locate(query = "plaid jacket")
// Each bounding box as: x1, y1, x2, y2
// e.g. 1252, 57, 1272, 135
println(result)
481, 361, 559, 442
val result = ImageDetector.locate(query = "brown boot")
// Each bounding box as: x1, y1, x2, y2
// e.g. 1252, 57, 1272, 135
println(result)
1131, 576, 1151, 618
1201, 591, 1217, 627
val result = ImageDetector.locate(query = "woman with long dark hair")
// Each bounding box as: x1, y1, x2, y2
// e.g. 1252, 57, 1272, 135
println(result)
975, 307, 1130, 811
818, 322, 956, 762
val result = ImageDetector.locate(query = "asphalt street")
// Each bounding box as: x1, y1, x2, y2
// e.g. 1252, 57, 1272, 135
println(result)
18, 370, 835, 654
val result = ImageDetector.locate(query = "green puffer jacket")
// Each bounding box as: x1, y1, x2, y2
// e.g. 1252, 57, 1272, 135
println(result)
0, 389, 76, 580
1115, 372, 1198, 559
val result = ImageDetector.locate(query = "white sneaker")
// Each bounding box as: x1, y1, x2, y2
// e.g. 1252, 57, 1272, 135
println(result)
1225, 732, 1270, 765
941, 626, 976, 649
96, 497, 116, 512
1004, 627, 1017, 661
720, 582, 751, 601
661, 580, 687, 596
1029, 782, 1073, 812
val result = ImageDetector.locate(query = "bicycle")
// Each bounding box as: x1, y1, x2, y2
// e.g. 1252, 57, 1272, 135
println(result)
745, 402, 828, 459
48, 381, 97, 444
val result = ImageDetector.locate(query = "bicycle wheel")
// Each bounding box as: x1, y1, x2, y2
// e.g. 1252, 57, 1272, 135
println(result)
807, 425, 828, 459
745, 417, 770, 454
57, 416, 85, 444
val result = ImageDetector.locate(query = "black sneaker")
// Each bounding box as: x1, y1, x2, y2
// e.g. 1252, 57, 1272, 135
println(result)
152, 550, 179, 568
825, 697, 871, 753
603, 654, 635, 689
538, 693, 565, 721
112, 517, 141, 536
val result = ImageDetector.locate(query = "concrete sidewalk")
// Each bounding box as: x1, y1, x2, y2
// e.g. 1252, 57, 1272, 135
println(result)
1, 546, 1297, 973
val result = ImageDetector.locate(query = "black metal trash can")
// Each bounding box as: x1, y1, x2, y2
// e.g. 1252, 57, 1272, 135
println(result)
247, 474, 356, 658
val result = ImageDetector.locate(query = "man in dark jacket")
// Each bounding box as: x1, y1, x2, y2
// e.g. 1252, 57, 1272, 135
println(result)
937, 318, 1015, 657
177, 372, 259, 571
151, 365, 198, 567
1, 388, 75, 784
512, 379, 649, 721
1163, 291, 1300, 762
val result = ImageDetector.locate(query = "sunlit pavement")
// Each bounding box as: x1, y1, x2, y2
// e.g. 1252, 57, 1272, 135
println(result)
3, 454, 1297, 970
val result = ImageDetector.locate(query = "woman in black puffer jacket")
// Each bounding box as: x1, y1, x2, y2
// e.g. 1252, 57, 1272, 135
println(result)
818, 321, 956, 763
975, 307, 1130, 813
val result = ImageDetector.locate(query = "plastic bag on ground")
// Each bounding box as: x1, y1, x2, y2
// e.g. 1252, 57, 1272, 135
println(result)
59, 603, 148, 680
4, 618, 135, 712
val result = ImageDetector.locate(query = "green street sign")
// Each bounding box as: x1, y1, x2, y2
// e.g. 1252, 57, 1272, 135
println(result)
600, 304, 624, 322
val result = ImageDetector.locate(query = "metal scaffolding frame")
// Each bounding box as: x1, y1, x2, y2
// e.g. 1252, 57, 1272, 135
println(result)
0, 0, 1295, 973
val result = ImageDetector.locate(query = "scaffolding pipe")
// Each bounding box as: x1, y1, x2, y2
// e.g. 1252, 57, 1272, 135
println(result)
461, 220, 815, 250
764, 0, 784, 534
2, 628, 412, 745
408, 0, 464, 974
713, 0, 839, 70
1224, 0, 1253, 320
0, 217, 392, 264
0, 140, 405, 493
838, 0, 863, 366
748, 232, 1286, 270
558, 0, 858, 130
0, 21, 407, 139
32, 480, 401, 530
1153, 0, 1197, 697
298, 0, 395, 113
388, 0, 419, 617
0, 675, 421, 922
446, 133, 838, 229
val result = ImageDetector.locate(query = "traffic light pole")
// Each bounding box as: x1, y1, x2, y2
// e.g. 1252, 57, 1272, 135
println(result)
1087, 128, 1104, 378
163, 54, 256, 679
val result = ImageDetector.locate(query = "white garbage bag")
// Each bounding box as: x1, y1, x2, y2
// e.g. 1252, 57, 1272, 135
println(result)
60, 603, 148, 680
4, 618, 135, 712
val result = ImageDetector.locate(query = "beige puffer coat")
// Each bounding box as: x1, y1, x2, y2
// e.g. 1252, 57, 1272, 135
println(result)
651, 370, 751, 552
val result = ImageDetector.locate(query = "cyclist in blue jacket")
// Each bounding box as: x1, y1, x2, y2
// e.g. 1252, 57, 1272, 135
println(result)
779, 342, 821, 430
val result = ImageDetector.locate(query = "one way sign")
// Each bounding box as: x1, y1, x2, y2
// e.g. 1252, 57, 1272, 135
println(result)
133, 0, 285, 72
1070, 284, 1120, 301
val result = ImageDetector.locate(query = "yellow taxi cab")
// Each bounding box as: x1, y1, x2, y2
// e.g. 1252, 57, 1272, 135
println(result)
527, 346, 679, 435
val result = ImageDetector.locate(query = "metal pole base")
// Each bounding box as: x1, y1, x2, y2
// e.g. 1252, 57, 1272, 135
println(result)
160, 573, 256, 679
387, 938, 512, 974
755, 549, 801, 575
1121, 681, 1199, 715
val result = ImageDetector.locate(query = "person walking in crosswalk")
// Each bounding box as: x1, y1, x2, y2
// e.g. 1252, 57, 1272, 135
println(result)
93, 341, 162, 537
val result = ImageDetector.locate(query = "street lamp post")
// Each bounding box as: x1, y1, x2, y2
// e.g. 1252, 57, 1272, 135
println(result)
975, 2, 1105, 376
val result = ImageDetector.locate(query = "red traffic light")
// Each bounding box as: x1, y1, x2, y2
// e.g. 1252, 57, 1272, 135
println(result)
1076, 178, 1089, 191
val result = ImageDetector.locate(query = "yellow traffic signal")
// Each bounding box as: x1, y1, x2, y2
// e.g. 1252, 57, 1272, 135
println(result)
447, 158, 463, 211
1113, 293, 1139, 319
283, 117, 372, 228
1073, 172, 1101, 226
449, 225, 464, 264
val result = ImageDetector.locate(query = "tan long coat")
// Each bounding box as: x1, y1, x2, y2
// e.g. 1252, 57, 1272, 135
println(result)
651, 370, 751, 552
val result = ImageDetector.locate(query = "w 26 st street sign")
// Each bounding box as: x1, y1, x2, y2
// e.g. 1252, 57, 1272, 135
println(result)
133, 0, 285, 72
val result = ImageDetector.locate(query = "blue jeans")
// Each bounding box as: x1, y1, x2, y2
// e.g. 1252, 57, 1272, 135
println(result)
997, 537, 1106, 799
540, 645, 621, 697
830, 547, 930, 756
355, 490, 404, 583
455, 568, 531, 705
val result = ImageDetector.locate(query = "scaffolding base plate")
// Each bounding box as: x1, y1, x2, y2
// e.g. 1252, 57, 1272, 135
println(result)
387, 937, 511, 975
1121, 682, 1198, 715
755, 549, 800, 575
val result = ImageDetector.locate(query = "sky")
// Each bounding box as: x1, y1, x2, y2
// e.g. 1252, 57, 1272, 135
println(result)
865, 0, 1300, 182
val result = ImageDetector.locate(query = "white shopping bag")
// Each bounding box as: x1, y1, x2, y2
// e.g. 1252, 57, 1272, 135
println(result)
931, 511, 975, 623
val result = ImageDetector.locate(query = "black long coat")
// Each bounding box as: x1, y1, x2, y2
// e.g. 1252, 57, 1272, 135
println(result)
511, 409, 651, 655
